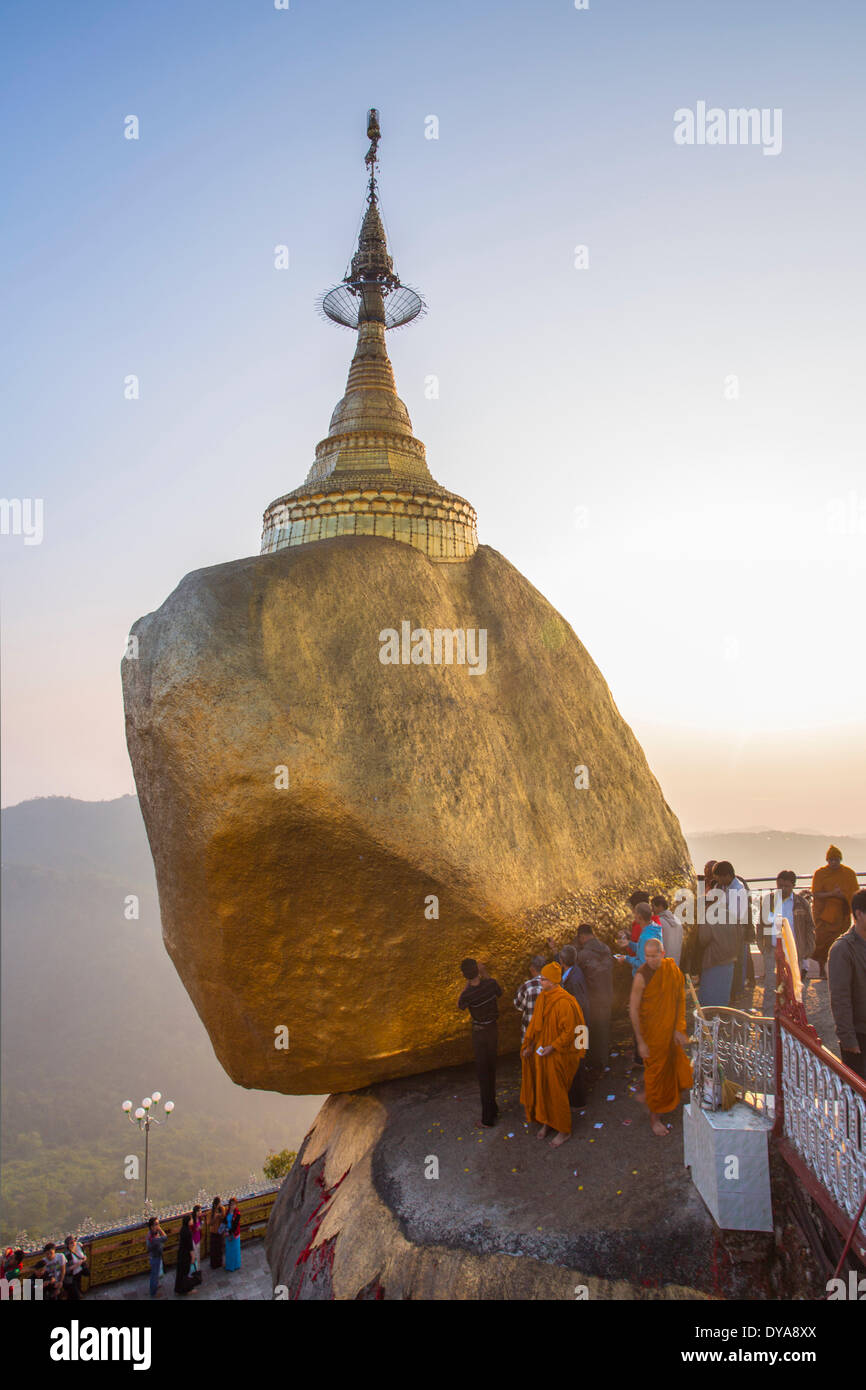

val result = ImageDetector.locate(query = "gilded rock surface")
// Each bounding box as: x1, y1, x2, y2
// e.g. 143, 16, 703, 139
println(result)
122, 536, 691, 1094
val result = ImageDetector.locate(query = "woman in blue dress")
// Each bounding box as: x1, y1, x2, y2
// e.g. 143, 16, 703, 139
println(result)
223, 1197, 241, 1272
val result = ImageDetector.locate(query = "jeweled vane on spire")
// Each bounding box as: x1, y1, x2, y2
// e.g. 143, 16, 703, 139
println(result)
319, 109, 423, 331
260, 109, 477, 563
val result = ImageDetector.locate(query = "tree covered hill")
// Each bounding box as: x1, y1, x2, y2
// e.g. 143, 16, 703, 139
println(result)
1, 795, 322, 1244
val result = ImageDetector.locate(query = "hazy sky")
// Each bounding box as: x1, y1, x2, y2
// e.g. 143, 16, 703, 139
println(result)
2, 0, 864, 832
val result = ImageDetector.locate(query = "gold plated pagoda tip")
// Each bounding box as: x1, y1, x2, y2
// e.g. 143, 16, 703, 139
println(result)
261, 111, 478, 562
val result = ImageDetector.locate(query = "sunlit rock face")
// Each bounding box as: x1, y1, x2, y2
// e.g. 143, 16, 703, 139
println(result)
122, 535, 691, 1094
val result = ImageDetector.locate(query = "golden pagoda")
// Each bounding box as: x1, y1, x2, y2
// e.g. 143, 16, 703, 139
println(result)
260, 110, 478, 562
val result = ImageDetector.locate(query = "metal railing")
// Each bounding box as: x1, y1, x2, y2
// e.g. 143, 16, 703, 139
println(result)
697, 872, 865, 895
691, 1005, 775, 1118
771, 941, 866, 1263
779, 1029, 866, 1234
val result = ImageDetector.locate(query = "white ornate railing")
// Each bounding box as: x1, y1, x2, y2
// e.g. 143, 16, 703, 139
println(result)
692, 1006, 775, 1117
780, 1029, 866, 1243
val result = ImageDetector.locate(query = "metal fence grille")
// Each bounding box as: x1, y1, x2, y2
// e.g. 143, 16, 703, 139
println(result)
780, 1028, 866, 1243
692, 1006, 776, 1116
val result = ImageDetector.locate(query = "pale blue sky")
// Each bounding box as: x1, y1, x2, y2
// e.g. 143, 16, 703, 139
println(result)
2, 0, 864, 830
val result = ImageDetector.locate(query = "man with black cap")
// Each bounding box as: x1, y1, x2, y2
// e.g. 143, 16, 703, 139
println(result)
457, 958, 502, 1127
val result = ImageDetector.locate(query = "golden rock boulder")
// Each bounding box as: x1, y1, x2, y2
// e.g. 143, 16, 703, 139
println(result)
122, 536, 691, 1094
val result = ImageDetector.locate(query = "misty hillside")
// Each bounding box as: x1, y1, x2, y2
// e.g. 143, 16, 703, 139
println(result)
0, 795, 323, 1244
685, 830, 866, 883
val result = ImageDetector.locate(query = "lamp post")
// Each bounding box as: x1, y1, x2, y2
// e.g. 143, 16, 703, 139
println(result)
121, 1092, 174, 1202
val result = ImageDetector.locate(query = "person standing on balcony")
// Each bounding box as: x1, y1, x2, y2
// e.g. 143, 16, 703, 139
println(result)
828, 889, 866, 1080
145, 1218, 167, 1298
223, 1197, 242, 1271
629, 938, 692, 1136
42, 1242, 66, 1300
190, 1204, 202, 1280
62, 1235, 88, 1300
209, 1197, 225, 1269
812, 846, 860, 978
174, 1214, 197, 1295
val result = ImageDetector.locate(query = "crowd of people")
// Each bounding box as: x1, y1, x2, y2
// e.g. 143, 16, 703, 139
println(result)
457, 844, 866, 1146
146, 1196, 242, 1298
458, 902, 693, 1149
2, 1235, 87, 1299
2, 1195, 244, 1300
694, 848, 865, 1079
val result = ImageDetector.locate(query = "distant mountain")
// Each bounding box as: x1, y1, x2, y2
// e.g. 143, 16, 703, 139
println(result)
685, 830, 866, 883
1, 796, 323, 1244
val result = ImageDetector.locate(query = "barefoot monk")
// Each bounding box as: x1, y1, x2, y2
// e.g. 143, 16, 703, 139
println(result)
520, 963, 586, 1149
630, 938, 692, 1137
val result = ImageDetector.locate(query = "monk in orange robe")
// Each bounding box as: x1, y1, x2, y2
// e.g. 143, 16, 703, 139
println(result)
812, 846, 860, 976
520, 963, 585, 1148
629, 938, 692, 1137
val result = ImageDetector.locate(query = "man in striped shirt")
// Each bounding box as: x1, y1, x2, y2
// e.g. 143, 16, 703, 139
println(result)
514, 955, 547, 1039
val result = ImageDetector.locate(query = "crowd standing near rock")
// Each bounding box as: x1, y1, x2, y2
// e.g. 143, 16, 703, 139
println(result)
457, 849, 865, 1149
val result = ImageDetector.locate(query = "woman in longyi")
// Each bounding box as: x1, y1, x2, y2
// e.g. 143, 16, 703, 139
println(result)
520, 963, 586, 1148
630, 938, 693, 1136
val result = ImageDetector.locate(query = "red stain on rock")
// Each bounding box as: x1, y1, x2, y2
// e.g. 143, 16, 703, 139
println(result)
291, 1166, 350, 1300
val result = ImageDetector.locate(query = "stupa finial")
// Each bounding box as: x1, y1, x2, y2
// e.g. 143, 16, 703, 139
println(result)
364, 107, 381, 195
321, 110, 420, 328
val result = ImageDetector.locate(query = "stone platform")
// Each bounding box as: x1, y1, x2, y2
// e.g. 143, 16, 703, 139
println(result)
266, 1047, 775, 1300
85, 1239, 271, 1301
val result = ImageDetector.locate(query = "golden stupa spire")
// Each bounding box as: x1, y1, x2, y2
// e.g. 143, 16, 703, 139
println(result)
260, 109, 477, 562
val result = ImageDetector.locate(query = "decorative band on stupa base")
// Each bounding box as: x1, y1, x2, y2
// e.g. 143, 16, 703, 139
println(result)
260, 481, 478, 562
